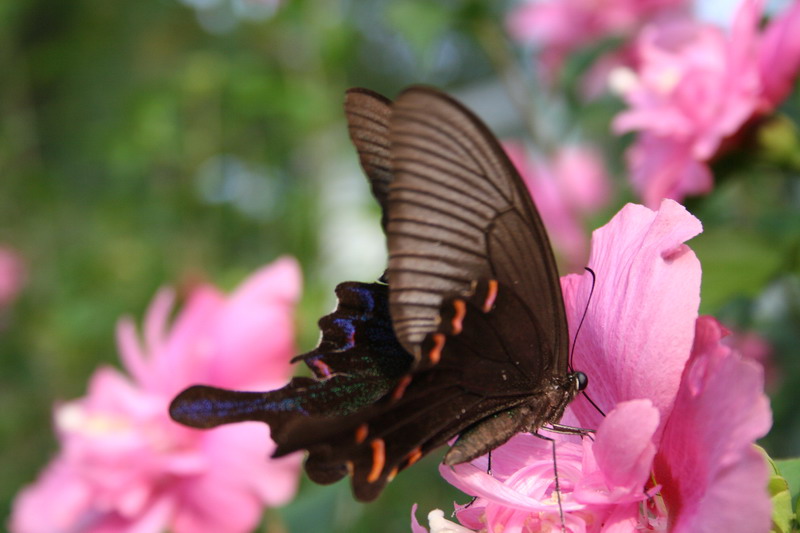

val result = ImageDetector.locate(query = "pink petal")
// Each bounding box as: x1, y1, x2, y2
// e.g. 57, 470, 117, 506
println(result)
655, 316, 772, 533
207, 256, 301, 390
10, 459, 94, 533
171, 474, 264, 533
410, 504, 428, 533
505, 142, 607, 268
466, 432, 578, 480
121, 495, 174, 533
151, 286, 225, 394
80, 366, 159, 421
625, 135, 713, 208
599, 503, 641, 533
554, 146, 611, 213
199, 422, 301, 507
758, 1, 800, 109
440, 462, 583, 513
143, 288, 175, 361
729, 0, 764, 69
116, 318, 150, 389
574, 399, 659, 504
561, 200, 702, 439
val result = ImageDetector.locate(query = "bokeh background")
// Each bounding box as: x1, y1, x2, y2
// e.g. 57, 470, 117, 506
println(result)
2, 0, 800, 531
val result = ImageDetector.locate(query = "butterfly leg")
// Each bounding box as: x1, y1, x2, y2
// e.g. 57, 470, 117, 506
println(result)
532, 431, 567, 533
545, 423, 596, 441
455, 449, 492, 515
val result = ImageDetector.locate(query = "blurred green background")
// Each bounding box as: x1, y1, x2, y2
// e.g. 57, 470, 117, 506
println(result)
2, 0, 800, 531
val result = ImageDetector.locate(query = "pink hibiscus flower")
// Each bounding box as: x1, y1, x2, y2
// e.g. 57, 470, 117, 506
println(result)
505, 142, 611, 269
10, 258, 304, 533
613, 0, 800, 206
506, 0, 687, 80
412, 200, 772, 532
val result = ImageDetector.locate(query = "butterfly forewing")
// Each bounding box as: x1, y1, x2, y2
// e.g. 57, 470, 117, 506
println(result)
344, 88, 393, 225
385, 87, 568, 373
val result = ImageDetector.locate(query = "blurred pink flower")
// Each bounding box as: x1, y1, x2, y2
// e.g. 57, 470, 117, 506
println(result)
10, 258, 304, 533
505, 142, 611, 268
0, 246, 25, 308
758, 2, 800, 112
506, 0, 687, 80
625, 134, 713, 208
613, 0, 800, 206
413, 200, 772, 532
723, 328, 776, 389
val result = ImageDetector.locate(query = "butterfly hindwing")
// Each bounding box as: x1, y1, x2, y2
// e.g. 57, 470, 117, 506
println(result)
297, 280, 412, 384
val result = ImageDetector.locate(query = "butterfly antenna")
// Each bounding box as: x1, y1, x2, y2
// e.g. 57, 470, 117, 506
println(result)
582, 390, 606, 418
568, 267, 596, 372
568, 267, 606, 418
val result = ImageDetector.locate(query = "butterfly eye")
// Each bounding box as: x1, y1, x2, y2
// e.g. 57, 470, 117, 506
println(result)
575, 371, 588, 391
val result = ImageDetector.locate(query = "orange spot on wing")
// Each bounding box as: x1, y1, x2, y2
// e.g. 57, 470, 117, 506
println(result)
406, 447, 423, 467
367, 439, 386, 483
429, 334, 445, 364
387, 466, 399, 482
392, 375, 413, 401
483, 280, 498, 312
451, 299, 466, 334
355, 423, 369, 444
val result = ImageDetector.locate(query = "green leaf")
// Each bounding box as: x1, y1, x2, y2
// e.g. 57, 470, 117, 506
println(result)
758, 115, 800, 170
770, 475, 793, 533
775, 457, 800, 516
691, 228, 783, 314
763, 448, 800, 532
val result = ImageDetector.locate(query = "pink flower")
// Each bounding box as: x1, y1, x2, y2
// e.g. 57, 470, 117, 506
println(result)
413, 200, 772, 532
625, 134, 713, 210
506, 0, 687, 80
0, 246, 25, 309
613, 0, 800, 206
723, 328, 776, 389
10, 258, 304, 533
505, 142, 611, 269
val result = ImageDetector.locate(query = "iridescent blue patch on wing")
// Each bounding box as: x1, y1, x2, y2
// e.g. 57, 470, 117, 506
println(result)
332, 317, 357, 349
298, 281, 412, 382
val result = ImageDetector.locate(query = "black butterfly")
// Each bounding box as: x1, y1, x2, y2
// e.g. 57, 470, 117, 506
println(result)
169, 86, 587, 502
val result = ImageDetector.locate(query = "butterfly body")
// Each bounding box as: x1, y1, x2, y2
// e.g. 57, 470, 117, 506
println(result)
170, 86, 586, 502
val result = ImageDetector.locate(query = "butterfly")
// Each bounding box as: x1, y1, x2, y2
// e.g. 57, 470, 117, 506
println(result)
169, 86, 587, 502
